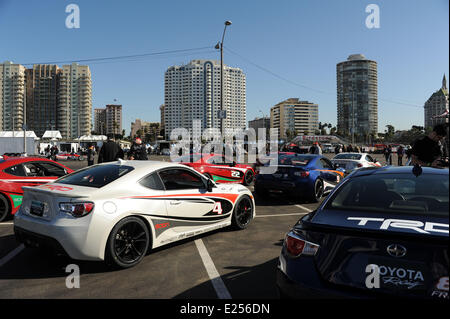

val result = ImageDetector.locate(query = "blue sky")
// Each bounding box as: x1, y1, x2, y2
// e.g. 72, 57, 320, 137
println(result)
0, 0, 448, 134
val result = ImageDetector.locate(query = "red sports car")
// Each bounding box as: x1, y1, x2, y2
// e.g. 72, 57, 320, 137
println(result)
174, 153, 256, 186
0, 156, 73, 221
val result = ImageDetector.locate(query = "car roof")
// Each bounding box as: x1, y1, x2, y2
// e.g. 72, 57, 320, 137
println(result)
94, 159, 188, 173
350, 165, 449, 177
0, 156, 57, 166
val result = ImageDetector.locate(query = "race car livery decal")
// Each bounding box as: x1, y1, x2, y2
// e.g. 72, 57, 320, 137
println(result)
39, 185, 74, 192
9, 194, 23, 208
211, 174, 241, 182
203, 197, 233, 216
315, 169, 345, 178
347, 217, 449, 235
123, 193, 240, 204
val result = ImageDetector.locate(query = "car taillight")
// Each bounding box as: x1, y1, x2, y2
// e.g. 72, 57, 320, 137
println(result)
59, 202, 94, 218
293, 171, 310, 178
357, 163, 363, 167
284, 231, 319, 257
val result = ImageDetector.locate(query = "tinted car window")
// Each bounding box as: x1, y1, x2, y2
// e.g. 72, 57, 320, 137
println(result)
334, 154, 362, 160
4, 164, 26, 176
325, 174, 449, 216
139, 172, 165, 190
34, 162, 67, 177
158, 169, 205, 190
174, 154, 202, 163
57, 165, 134, 188
320, 158, 333, 169
278, 155, 312, 166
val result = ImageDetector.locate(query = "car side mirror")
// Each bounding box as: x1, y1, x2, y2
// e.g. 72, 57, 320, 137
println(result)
334, 163, 340, 169
206, 178, 215, 192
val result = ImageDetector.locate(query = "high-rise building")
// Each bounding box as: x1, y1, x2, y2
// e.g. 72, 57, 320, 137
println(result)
270, 98, 319, 139
0, 61, 26, 131
164, 59, 246, 139
94, 108, 106, 135
337, 54, 378, 138
58, 63, 92, 139
248, 116, 270, 139
105, 104, 122, 136
25, 64, 60, 137
424, 74, 449, 129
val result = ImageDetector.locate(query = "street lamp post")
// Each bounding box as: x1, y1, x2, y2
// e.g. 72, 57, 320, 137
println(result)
217, 20, 232, 137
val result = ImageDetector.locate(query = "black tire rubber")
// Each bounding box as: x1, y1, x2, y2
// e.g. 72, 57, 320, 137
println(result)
105, 216, 150, 269
243, 170, 255, 186
231, 195, 254, 230
0, 194, 11, 222
310, 179, 324, 203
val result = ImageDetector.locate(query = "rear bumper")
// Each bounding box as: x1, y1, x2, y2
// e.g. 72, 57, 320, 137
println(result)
13, 209, 104, 261
255, 179, 312, 194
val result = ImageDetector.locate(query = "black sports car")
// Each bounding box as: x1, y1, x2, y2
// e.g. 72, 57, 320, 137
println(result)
277, 166, 449, 299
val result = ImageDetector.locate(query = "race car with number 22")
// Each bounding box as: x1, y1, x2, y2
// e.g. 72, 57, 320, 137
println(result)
14, 160, 255, 268
175, 153, 256, 186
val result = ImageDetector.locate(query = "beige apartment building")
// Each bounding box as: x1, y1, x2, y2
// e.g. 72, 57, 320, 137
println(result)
0, 61, 26, 131
270, 98, 319, 139
58, 63, 92, 139
131, 118, 160, 140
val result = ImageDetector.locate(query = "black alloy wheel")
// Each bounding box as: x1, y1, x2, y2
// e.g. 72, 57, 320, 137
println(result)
243, 170, 255, 186
232, 196, 253, 230
0, 194, 11, 222
311, 179, 324, 203
106, 217, 150, 269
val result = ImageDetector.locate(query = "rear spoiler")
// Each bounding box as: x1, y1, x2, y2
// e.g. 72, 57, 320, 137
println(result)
22, 186, 87, 198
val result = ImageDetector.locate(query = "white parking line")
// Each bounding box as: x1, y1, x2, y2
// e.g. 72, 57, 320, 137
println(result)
295, 205, 313, 213
0, 244, 25, 268
0, 222, 13, 226
194, 239, 232, 299
256, 212, 308, 218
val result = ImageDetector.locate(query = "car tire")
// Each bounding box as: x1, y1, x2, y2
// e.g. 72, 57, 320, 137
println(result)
310, 178, 324, 203
231, 195, 254, 230
0, 193, 11, 222
243, 170, 255, 186
105, 216, 150, 269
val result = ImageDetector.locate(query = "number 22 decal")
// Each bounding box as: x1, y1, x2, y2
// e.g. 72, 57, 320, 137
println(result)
213, 202, 223, 214
231, 171, 240, 178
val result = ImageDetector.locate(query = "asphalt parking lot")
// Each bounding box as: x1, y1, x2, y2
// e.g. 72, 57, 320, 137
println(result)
0, 153, 389, 299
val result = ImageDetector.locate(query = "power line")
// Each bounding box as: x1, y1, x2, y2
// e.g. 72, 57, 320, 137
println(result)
20, 46, 214, 66
225, 46, 424, 108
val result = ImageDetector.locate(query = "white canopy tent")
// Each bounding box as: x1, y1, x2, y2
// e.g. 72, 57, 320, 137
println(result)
0, 131, 39, 140
42, 130, 62, 139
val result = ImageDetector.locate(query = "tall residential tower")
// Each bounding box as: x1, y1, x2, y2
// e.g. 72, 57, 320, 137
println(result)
337, 54, 378, 139
0, 61, 26, 131
164, 60, 246, 139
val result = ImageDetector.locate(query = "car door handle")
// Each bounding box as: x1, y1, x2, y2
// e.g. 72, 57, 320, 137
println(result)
170, 200, 181, 205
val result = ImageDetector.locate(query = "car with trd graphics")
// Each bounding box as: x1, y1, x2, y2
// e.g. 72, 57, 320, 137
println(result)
174, 153, 256, 186
14, 160, 255, 268
331, 152, 381, 175
255, 154, 345, 202
277, 166, 449, 299
0, 156, 73, 222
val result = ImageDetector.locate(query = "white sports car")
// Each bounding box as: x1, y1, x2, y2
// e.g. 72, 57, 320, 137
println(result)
14, 160, 255, 268
331, 152, 382, 174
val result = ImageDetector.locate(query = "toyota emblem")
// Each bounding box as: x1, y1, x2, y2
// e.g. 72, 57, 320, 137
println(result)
387, 244, 407, 258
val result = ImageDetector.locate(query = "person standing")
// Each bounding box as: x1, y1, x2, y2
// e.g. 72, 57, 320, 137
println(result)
98, 134, 124, 163
411, 124, 447, 167
128, 137, 148, 160
87, 145, 96, 166
397, 145, 405, 166
315, 142, 322, 155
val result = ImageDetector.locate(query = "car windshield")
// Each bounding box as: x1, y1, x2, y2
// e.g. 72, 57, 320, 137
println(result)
279, 155, 313, 166
173, 154, 203, 163
325, 173, 449, 217
56, 164, 134, 188
334, 154, 362, 160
